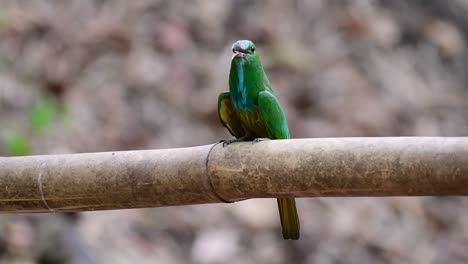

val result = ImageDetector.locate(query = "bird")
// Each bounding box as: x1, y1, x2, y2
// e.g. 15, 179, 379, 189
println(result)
217, 40, 300, 239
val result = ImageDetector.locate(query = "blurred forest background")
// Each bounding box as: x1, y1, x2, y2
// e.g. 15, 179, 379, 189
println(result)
1, 0, 468, 263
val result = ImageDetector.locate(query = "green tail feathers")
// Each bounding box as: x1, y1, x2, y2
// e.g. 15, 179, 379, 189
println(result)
277, 198, 300, 240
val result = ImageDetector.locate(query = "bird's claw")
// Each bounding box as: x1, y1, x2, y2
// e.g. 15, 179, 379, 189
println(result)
219, 139, 235, 148
252, 138, 270, 144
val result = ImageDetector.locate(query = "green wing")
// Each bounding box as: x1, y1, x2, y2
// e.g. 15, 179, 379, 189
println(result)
258, 91, 299, 239
217, 92, 245, 138
257, 91, 290, 139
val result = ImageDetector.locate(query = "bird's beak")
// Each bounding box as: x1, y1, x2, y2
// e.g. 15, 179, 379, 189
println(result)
234, 47, 248, 54
232, 45, 248, 59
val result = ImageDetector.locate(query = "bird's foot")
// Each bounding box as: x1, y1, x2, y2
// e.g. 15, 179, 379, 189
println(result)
220, 135, 251, 147
219, 138, 241, 147
220, 139, 234, 147
252, 138, 270, 144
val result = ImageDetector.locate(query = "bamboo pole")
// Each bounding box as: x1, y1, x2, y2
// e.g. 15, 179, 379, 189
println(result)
0, 137, 467, 213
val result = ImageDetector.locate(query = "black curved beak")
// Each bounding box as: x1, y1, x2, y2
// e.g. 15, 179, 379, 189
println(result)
232, 45, 249, 54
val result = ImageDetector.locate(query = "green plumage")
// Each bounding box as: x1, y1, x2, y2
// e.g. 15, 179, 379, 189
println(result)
217, 40, 300, 240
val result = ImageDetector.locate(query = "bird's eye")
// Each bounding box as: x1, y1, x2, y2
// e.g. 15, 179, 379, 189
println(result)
232, 48, 235, 53
251, 47, 255, 52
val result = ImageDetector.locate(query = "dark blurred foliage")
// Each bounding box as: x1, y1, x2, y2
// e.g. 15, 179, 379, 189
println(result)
1, 1, 468, 263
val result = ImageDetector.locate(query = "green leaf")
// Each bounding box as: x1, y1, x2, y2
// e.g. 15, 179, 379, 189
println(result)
4, 131, 31, 156
29, 97, 57, 132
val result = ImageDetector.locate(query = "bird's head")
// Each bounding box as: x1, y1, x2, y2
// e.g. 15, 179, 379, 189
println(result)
231, 40, 258, 60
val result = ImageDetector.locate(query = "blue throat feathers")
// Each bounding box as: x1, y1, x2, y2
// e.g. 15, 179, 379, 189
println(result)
233, 59, 252, 111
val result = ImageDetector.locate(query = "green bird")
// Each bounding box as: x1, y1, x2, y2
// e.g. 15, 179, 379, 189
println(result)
217, 40, 300, 240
